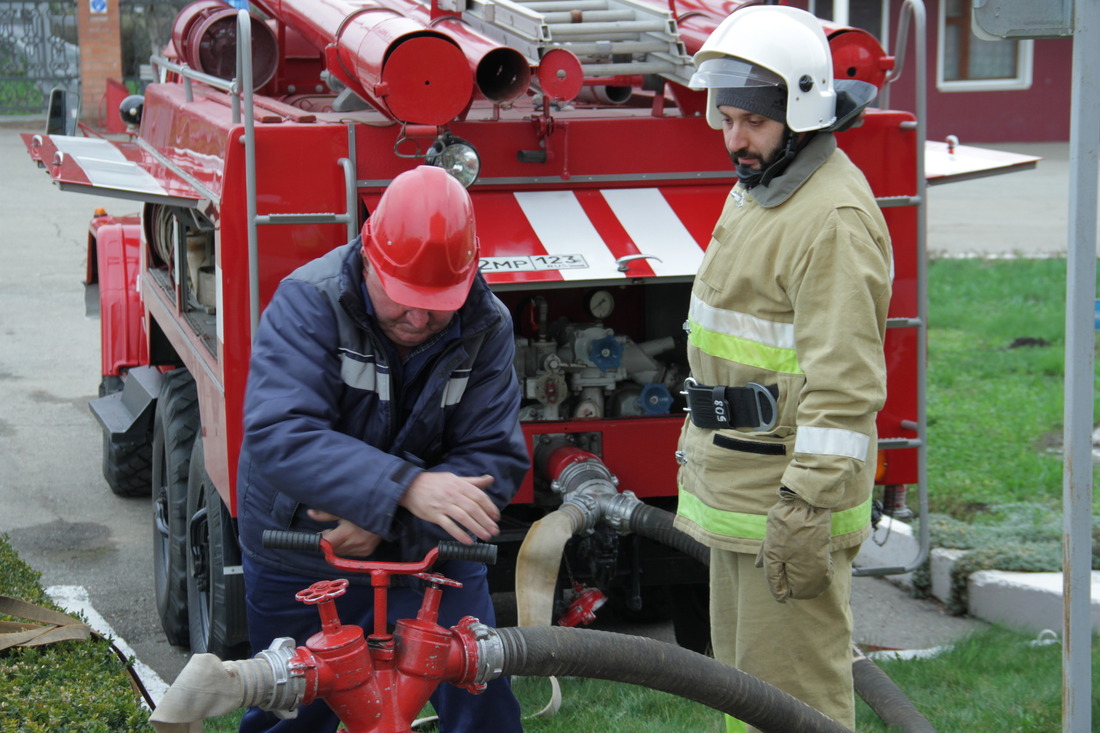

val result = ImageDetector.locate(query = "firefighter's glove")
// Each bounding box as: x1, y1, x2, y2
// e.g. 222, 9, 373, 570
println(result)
755, 487, 834, 603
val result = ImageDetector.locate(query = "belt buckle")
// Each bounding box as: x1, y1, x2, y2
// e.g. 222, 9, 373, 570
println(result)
745, 382, 778, 432
682, 378, 778, 431
681, 377, 732, 429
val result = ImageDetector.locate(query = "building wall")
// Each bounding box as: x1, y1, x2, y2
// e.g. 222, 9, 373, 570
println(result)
884, 0, 1072, 144
76, 0, 124, 125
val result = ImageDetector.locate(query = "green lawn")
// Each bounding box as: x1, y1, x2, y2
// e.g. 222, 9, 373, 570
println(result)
924, 257, 1100, 518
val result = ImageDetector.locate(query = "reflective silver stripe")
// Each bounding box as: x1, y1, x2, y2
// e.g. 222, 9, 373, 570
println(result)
339, 349, 390, 400
689, 294, 795, 349
794, 426, 870, 461
441, 371, 471, 407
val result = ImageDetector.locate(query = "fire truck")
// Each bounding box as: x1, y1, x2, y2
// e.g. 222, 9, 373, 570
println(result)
23, 0, 1035, 659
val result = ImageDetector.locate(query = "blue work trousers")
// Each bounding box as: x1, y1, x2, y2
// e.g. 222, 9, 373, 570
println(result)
239, 555, 523, 732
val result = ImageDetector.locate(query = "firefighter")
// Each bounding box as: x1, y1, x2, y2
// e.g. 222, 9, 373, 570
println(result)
673, 6, 892, 731
235, 165, 527, 732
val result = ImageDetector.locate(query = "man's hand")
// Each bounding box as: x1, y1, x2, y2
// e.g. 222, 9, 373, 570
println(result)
754, 488, 834, 603
306, 509, 382, 557
399, 473, 500, 545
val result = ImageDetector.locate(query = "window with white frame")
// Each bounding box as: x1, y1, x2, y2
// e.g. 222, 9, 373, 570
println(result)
938, 0, 1032, 91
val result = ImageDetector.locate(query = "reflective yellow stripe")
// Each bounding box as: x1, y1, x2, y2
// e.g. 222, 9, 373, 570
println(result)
831, 497, 873, 536
688, 318, 803, 375
678, 488, 766, 538
678, 487, 871, 540
726, 715, 748, 733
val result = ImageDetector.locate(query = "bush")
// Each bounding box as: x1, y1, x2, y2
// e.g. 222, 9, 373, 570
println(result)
0, 535, 152, 733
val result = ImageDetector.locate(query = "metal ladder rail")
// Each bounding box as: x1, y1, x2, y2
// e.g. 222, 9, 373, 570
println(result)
231, 11, 358, 336
528, 0, 689, 81
853, 0, 930, 578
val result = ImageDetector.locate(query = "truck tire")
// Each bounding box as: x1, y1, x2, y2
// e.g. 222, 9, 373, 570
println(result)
152, 369, 198, 647
98, 376, 153, 497
186, 437, 250, 659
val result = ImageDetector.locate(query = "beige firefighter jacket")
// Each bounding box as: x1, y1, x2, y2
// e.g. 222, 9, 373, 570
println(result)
675, 132, 893, 555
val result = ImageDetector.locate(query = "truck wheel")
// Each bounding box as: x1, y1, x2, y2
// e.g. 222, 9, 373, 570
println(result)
152, 369, 198, 647
185, 437, 250, 659
98, 376, 153, 497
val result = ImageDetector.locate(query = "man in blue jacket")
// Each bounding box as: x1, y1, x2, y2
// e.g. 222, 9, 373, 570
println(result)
236, 166, 529, 732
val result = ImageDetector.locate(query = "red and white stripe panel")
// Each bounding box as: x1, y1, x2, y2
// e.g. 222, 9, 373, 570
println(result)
469, 185, 730, 285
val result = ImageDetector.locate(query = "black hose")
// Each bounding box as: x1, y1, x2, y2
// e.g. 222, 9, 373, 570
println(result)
626, 502, 710, 565
495, 625, 853, 733
852, 649, 937, 732
623, 502, 936, 732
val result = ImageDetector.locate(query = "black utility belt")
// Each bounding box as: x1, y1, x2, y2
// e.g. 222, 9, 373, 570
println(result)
681, 377, 779, 431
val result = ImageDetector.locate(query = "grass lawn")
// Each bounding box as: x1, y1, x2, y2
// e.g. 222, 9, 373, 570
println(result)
924, 257, 1100, 519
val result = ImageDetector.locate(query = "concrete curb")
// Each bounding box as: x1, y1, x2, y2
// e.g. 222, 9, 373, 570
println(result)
854, 517, 1100, 635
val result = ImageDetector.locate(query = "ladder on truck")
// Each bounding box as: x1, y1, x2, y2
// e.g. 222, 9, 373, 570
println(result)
457, 0, 695, 85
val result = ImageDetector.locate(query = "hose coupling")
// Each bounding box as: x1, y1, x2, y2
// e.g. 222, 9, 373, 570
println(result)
550, 455, 619, 500
562, 493, 601, 533
597, 490, 641, 533
239, 637, 307, 718
467, 621, 506, 685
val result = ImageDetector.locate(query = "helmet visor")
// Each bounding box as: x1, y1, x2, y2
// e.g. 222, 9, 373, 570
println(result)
689, 57, 785, 91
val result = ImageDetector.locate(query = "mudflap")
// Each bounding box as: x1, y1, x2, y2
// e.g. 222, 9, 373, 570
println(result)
90, 365, 164, 444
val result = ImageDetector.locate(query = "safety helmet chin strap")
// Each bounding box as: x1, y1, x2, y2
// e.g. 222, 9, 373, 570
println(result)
733, 127, 807, 190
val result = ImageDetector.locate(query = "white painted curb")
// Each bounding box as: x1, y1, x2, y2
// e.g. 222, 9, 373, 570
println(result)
855, 517, 1100, 635
46, 585, 169, 708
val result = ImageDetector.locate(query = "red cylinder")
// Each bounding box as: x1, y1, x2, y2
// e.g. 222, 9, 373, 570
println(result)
374, 0, 532, 105
820, 22, 894, 92
259, 0, 474, 124
170, 1, 279, 88
537, 48, 584, 103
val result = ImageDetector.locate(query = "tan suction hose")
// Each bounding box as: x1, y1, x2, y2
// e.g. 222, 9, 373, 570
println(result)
514, 504, 586, 627
149, 653, 246, 732
513, 503, 587, 718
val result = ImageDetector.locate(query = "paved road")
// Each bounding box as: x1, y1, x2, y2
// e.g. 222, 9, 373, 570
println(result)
926, 141, 1077, 258
0, 120, 192, 684
3, 120, 1065, 690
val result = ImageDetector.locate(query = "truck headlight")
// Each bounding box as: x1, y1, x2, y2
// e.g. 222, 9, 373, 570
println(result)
427, 135, 480, 188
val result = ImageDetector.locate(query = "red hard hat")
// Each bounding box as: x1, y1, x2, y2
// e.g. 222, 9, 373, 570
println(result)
361, 166, 479, 311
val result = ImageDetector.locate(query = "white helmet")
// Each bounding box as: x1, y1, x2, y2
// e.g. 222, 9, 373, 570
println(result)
689, 6, 836, 133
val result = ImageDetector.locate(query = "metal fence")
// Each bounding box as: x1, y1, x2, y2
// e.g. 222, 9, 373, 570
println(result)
0, 0, 191, 117
0, 1, 79, 116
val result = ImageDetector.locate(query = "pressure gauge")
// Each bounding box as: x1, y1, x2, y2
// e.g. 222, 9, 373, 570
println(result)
585, 289, 615, 320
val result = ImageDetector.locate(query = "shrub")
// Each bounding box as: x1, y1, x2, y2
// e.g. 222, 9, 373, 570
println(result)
0, 535, 152, 732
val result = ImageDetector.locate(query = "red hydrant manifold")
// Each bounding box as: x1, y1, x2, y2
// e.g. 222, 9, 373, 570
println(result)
242, 533, 504, 732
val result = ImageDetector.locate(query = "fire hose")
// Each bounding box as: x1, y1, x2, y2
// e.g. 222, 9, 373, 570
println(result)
516, 440, 935, 732
150, 532, 854, 733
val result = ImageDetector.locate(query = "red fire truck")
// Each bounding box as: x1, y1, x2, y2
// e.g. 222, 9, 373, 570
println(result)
23, 0, 1035, 658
